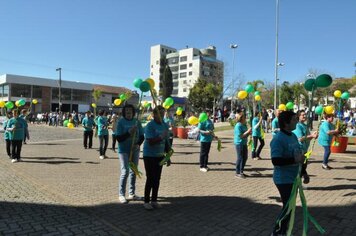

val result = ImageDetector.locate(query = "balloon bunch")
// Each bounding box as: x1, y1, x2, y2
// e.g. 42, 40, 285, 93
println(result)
278, 102, 294, 112
163, 97, 174, 110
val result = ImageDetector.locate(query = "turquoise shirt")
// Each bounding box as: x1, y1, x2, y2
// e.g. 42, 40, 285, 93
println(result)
198, 119, 214, 143
3, 120, 10, 140
97, 116, 109, 136
116, 118, 144, 153
271, 117, 279, 135
270, 131, 301, 184
292, 122, 310, 153
318, 121, 334, 146
82, 116, 95, 131
234, 122, 248, 145
252, 117, 261, 137
6, 117, 26, 140
143, 120, 169, 157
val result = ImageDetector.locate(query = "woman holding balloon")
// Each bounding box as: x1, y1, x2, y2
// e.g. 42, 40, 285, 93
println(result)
197, 111, 215, 172
97, 110, 109, 160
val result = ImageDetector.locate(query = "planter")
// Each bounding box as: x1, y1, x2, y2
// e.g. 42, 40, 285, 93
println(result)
331, 136, 349, 153
177, 127, 188, 139
172, 127, 178, 138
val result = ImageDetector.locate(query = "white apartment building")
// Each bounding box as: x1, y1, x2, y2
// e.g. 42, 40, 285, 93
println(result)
150, 44, 224, 98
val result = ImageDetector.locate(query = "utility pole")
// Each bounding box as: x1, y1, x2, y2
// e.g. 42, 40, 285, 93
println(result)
56, 68, 62, 113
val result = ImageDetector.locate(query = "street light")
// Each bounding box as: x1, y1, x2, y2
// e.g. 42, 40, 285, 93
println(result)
274, 0, 280, 110
230, 44, 238, 110
56, 68, 62, 113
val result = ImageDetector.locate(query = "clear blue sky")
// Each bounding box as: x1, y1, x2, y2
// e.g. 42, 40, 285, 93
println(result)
0, 0, 355, 91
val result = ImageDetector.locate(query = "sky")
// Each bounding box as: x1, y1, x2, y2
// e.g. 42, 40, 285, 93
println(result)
0, 0, 355, 92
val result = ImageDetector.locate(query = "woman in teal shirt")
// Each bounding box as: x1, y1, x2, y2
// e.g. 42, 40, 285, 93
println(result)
251, 111, 264, 160
3, 111, 13, 158
234, 114, 251, 178
97, 110, 109, 160
6, 109, 26, 163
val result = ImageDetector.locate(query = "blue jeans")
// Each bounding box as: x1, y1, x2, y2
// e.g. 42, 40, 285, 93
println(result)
323, 146, 331, 165
235, 144, 248, 174
118, 149, 140, 196
98, 135, 108, 155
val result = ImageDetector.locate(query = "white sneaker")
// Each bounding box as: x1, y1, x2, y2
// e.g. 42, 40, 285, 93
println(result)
199, 168, 208, 172
119, 196, 127, 204
11, 159, 18, 163
151, 201, 162, 209
99, 155, 105, 160
127, 194, 143, 201
143, 203, 154, 210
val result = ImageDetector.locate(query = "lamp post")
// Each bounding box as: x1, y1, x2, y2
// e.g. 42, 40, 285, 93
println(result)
230, 44, 238, 111
274, 0, 280, 110
56, 68, 62, 113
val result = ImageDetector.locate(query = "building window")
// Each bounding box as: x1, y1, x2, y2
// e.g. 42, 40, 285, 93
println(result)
173, 82, 179, 87
72, 89, 90, 102
189, 71, 193, 76
167, 57, 179, 64
180, 72, 187, 78
156, 60, 159, 65
33, 86, 42, 98
1, 84, 9, 97
180, 56, 187, 62
151, 72, 153, 76
183, 80, 187, 84
161, 48, 164, 53
172, 89, 178, 95
151, 65, 153, 68
183, 88, 187, 92
189, 63, 193, 67
170, 66, 179, 72
180, 64, 187, 70
11, 84, 31, 97
172, 74, 178, 80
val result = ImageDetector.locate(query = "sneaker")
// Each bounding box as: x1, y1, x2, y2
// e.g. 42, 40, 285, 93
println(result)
235, 173, 246, 179
119, 196, 128, 204
253, 158, 259, 161
127, 194, 143, 201
199, 168, 208, 173
143, 203, 154, 210
151, 201, 162, 209
322, 164, 332, 170
11, 159, 18, 163
303, 173, 310, 184
99, 155, 105, 160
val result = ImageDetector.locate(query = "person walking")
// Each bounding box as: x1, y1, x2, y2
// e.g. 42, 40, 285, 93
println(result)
292, 110, 318, 184
6, 109, 27, 163
142, 105, 169, 210
3, 111, 13, 158
19, 109, 30, 144
234, 113, 252, 178
271, 109, 282, 136
197, 111, 215, 172
252, 111, 265, 160
116, 104, 144, 204
318, 113, 339, 170
82, 111, 95, 149
97, 110, 109, 159
270, 111, 304, 236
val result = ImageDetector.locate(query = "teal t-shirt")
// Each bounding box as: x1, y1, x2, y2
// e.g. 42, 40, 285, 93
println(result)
198, 119, 214, 143
234, 122, 248, 145
6, 117, 26, 140
252, 117, 261, 137
116, 118, 144, 153
82, 117, 94, 131
97, 116, 109, 136
143, 120, 169, 157
270, 131, 301, 184
292, 122, 310, 153
318, 121, 334, 146
3, 120, 10, 140
272, 117, 279, 135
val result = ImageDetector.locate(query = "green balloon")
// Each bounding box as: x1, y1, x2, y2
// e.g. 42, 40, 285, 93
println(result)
245, 84, 254, 93
315, 74, 332, 88
286, 102, 294, 110
177, 107, 183, 111
63, 120, 69, 127
139, 81, 150, 92
133, 78, 143, 88
199, 112, 208, 123
120, 94, 127, 101
304, 78, 316, 92
315, 105, 324, 115
254, 91, 261, 96
341, 92, 350, 100
5, 101, 14, 109
19, 99, 26, 106
144, 102, 151, 108
165, 97, 174, 106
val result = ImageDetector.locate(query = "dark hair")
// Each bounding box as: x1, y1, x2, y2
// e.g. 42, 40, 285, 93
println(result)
296, 110, 305, 116
98, 110, 104, 116
122, 104, 136, 118
278, 110, 296, 129
254, 111, 260, 117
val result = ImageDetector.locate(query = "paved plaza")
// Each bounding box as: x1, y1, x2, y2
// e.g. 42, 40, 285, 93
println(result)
0, 123, 355, 236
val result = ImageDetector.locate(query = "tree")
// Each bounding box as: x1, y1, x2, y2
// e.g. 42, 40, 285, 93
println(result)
280, 81, 294, 104
159, 57, 173, 101
188, 78, 223, 113
291, 83, 308, 109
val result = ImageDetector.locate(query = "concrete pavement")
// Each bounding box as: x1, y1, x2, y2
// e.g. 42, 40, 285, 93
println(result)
0, 124, 355, 235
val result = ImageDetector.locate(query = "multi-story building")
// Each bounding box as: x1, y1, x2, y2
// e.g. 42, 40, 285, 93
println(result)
0, 74, 137, 114
150, 44, 224, 98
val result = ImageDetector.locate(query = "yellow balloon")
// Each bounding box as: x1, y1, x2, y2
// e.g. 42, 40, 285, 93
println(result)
0, 101, 5, 108
32, 99, 38, 105
164, 104, 170, 110
237, 90, 248, 100
67, 123, 74, 129
15, 100, 20, 107
114, 98, 122, 106
176, 110, 182, 116
146, 78, 155, 89
333, 90, 342, 98
324, 105, 334, 115
91, 103, 97, 108
188, 116, 199, 125
255, 95, 261, 101
278, 104, 286, 111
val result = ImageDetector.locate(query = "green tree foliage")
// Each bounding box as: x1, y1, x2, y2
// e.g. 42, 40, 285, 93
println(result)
280, 81, 294, 104
159, 57, 173, 100
188, 78, 222, 113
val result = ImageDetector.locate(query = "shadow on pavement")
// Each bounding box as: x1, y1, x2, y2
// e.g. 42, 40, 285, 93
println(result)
19, 160, 81, 165
305, 184, 356, 191
1, 196, 354, 236
23, 157, 80, 160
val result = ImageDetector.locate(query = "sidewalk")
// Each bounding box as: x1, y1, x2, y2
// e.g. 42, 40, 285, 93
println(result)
0, 125, 355, 235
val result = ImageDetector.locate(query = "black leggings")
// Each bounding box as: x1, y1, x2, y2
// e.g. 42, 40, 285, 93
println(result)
273, 183, 294, 235
252, 136, 265, 158
143, 156, 164, 203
